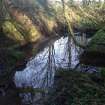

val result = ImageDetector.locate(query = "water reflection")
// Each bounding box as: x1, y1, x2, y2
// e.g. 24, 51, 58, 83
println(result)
14, 35, 88, 104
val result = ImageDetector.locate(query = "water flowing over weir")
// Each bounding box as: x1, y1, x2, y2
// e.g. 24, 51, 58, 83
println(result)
14, 36, 80, 87
14, 35, 97, 104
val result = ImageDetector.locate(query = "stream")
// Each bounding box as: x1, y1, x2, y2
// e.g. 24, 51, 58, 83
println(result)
13, 34, 98, 105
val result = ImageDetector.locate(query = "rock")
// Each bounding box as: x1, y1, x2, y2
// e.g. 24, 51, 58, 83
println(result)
80, 27, 105, 67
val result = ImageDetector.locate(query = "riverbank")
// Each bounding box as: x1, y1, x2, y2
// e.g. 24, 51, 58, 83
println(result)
80, 27, 105, 67
44, 70, 105, 105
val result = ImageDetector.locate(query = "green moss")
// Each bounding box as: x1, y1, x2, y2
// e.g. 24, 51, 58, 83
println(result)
80, 28, 105, 66
9, 49, 25, 61
86, 27, 105, 53
44, 70, 105, 105
2, 21, 25, 43
0, 48, 26, 86
99, 68, 105, 79
90, 28, 105, 44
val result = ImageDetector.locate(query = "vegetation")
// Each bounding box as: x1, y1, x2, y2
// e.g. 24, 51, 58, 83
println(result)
44, 70, 105, 105
1, 0, 105, 47
1, 0, 105, 105
80, 27, 105, 66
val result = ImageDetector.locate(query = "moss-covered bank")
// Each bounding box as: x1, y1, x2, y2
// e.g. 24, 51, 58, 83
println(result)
44, 70, 105, 105
80, 27, 105, 67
